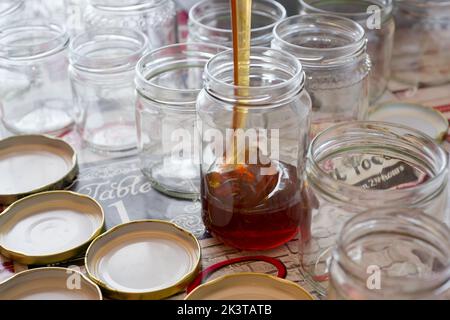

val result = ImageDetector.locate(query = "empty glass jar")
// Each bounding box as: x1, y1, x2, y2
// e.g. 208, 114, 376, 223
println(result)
301, 121, 449, 297
0, 22, 73, 135
84, 0, 177, 49
392, 0, 450, 86
188, 0, 286, 47
197, 47, 312, 250
272, 14, 370, 136
329, 208, 450, 300
135, 43, 226, 199
69, 28, 148, 153
299, 0, 395, 103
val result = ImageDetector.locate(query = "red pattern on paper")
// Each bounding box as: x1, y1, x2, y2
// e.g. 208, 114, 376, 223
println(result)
1, 262, 14, 273
187, 256, 287, 294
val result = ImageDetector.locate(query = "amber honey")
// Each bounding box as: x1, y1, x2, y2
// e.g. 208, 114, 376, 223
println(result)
202, 161, 311, 250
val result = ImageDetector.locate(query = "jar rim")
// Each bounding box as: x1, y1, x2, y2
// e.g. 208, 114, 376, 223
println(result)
307, 121, 448, 201
189, 0, 286, 35
88, 0, 167, 13
0, 22, 69, 60
204, 47, 305, 106
0, 0, 24, 18
396, 0, 450, 8
135, 42, 227, 106
69, 28, 148, 74
333, 208, 450, 297
299, 0, 393, 20
272, 14, 367, 68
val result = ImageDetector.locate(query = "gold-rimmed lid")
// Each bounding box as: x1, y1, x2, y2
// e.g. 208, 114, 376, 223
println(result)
0, 135, 78, 205
0, 191, 104, 265
185, 273, 315, 300
369, 102, 449, 142
0, 267, 103, 300
85, 220, 201, 300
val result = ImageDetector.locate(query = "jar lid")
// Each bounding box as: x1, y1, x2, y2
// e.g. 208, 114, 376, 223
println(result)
0, 135, 78, 206
369, 102, 449, 142
0, 191, 104, 265
0, 267, 102, 300
185, 273, 314, 300
85, 220, 201, 300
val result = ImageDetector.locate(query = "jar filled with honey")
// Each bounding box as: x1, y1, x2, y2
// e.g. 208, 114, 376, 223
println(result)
197, 47, 312, 250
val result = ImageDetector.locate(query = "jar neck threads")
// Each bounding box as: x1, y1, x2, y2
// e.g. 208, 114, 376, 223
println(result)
300, 0, 393, 22
272, 14, 368, 69
0, 22, 69, 61
88, 0, 167, 12
204, 47, 305, 106
396, 0, 450, 10
135, 42, 226, 107
69, 28, 148, 75
331, 208, 450, 299
189, 0, 286, 47
395, 0, 450, 19
0, 0, 24, 18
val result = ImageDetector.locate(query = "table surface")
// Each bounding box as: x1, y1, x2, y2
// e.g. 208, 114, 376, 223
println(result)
1, 78, 450, 300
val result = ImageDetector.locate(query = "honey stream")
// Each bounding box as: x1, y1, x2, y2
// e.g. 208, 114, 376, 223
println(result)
227, 0, 252, 164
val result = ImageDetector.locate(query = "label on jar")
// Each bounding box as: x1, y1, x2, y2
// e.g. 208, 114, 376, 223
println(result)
322, 154, 427, 190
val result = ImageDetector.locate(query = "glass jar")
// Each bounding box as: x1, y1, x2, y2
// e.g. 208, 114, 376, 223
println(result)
392, 0, 450, 87
84, 0, 177, 49
135, 43, 226, 199
329, 208, 450, 300
188, 0, 286, 47
69, 28, 148, 153
197, 47, 312, 250
0, 22, 73, 135
0, 0, 25, 25
301, 121, 449, 297
272, 14, 370, 136
299, 0, 395, 104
